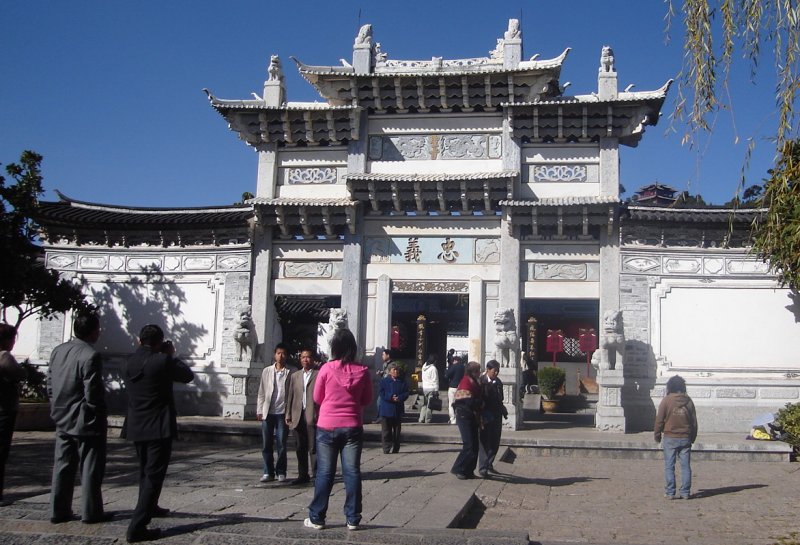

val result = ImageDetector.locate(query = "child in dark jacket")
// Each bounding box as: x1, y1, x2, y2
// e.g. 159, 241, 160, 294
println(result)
378, 364, 409, 453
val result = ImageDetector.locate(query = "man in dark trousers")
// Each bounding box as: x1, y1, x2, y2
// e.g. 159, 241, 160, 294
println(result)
478, 360, 507, 478
49, 310, 109, 524
285, 347, 318, 485
123, 324, 193, 542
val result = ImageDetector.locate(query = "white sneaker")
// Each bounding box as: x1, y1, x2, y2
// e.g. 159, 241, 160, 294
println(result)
277, 474, 286, 482
347, 522, 360, 530
260, 474, 274, 483
304, 517, 324, 530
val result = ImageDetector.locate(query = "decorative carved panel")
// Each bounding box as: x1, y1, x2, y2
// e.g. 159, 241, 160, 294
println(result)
218, 256, 250, 270
438, 135, 489, 159
382, 136, 431, 161
287, 167, 338, 185
475, 239, 501, 263
533, 263, 588, 280
532, 165, 588, 183
283, 261, 333, 278
622, 257, 660, 273
371, 134, 501, 161
393, 281, 469, 293
48, 254, 76, 269
664, 258, 701, 274
726, 259, 770, 274
78, 256, 107, 270
183, 256, 215, 271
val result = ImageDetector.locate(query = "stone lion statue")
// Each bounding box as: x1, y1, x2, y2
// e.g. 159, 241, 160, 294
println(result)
234, 306, 253, 362
318, 308, 347, 360
267, 55, 283, 82
493, 308, 520, 368
600, 46, 615, 73
591, 309, 625, 371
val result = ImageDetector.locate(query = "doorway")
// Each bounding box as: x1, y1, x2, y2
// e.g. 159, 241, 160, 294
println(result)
390, 293, 468, 387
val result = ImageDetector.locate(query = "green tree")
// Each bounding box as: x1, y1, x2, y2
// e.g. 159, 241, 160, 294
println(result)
674, 191, 708, 208
751, 141, 800, 289
670, 1, 800, 289
0, 151, 88, 327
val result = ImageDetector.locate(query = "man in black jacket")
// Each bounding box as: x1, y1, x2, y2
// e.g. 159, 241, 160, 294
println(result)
478, 360, 507, 478
123, 324, 193, 542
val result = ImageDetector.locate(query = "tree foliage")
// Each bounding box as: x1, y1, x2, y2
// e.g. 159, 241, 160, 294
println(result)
0, 151, 88, 328
751, 140, 800, 289
669, 1, 800, 289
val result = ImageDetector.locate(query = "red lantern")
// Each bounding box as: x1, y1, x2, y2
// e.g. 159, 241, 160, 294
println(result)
579, 327, 597, 374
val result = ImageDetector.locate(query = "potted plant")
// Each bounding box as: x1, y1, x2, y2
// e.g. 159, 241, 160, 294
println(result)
15, 360, 54, 431
538, 366, 566, 413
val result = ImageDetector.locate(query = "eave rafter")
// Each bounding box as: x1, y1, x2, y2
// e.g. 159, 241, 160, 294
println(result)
250, 198, 358, 240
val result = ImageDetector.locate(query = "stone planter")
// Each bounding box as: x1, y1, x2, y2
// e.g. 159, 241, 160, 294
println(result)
14, 401, 54, 431
541, 398, 560, 414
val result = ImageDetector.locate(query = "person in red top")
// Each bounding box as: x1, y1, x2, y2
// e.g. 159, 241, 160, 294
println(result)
450, 361, 483, 479
305, 328, 372, 531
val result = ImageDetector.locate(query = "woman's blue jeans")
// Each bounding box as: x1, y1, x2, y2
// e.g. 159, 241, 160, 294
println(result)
308, 426, 363, 525
662, 436, 692, 497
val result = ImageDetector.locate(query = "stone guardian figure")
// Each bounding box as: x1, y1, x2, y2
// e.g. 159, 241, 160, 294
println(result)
493, 308, 520, 368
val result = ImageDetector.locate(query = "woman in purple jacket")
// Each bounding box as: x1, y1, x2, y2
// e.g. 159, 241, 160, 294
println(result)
305, 328, 372, 531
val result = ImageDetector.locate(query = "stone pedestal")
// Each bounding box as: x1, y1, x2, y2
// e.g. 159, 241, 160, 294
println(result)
352, 44, 372, 73
499, 367, 522, 430
222, 365, 262, 420
596, 370, 626, 432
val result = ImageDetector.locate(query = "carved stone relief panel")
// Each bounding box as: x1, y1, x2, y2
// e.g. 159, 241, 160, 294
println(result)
382, 136, 431, 161
127, 257, 163, 271
283, 261, 334, 278
78, 256, 108, 270
48, 254, 77, 269
726, 259, 770, 274
164, 256, 181, 271
532, 164, 588, 183
622, 256, 660, 273
438, 135, 489, 159
703, 258, 725, 275
475, 239, 501, 263
370, 134, 501, 161
663, 258, 701, 274
232, 377, 245, 395
531, 262, 599, 281
183, 256, 216, 271
287, 167, 338, 185
218, 255, 250, 270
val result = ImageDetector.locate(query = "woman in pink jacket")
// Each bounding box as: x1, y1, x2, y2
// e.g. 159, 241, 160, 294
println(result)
304, 328, 372, 531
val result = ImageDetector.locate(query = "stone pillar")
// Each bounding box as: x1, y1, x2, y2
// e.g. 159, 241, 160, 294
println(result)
374, 274, 392, 354
499, 219, 523, 430
341, 235, 364, 349
468, 276, 484, 364
256, 144, 278, 199
502, 19, 522, 69
595, 218, 625, 432
599, 137, 619, 198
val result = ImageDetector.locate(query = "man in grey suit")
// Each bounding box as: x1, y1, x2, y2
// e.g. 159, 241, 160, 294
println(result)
285, 347, 318, 485
123, 324, 193, 543
49, 310, 109, 524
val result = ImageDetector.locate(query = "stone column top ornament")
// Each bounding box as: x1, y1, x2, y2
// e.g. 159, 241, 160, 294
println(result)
267, 55, 283, 82
504, 19, 522, 40
354, 24, 373, 46
600, 46, 615, 73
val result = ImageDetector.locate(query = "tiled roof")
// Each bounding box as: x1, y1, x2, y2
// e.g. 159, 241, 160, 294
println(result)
247, 197, 357, 207
37, 192, 253, 228
502, 196, 620, 207
625, 205, 764, 223
502, 80, 673, 107
346, 171, 518, 182
204, 91, 356, 111
292, 49, 569, 78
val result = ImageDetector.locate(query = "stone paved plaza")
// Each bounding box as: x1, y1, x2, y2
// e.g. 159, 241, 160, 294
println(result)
0, 428, 798, 545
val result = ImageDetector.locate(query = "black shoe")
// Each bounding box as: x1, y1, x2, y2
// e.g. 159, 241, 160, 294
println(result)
152, 506, 170, 518
455, 473, 470, 480
391, 447, 399, 453
290, 476, 310, 486
127, 528, 162, 543
383, 449, 391, 454
82, 512, 114, 524
479, 470, 489, 478
50, 514, 77, 524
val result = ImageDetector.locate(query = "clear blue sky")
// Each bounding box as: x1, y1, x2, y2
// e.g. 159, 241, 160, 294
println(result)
0, 1, 781, 207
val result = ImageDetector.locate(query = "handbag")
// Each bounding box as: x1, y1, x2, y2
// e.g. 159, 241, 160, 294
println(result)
427, 394, 443, 411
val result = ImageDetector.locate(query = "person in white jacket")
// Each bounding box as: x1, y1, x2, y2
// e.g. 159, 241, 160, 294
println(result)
418, 355, 440, 424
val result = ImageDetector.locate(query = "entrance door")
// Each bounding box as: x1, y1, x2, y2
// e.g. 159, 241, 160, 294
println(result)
390, 293, 468, 388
